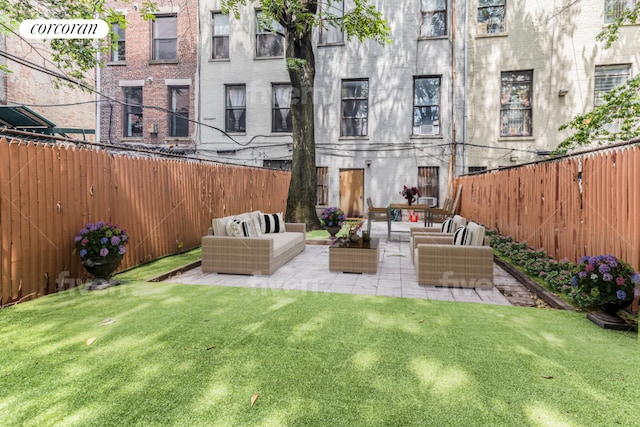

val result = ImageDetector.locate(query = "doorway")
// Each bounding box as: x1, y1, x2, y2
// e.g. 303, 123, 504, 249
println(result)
339, 168, 364, 217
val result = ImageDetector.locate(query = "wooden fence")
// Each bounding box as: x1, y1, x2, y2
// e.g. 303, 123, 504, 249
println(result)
456, 143, 640, 272
0, 138, 290, 305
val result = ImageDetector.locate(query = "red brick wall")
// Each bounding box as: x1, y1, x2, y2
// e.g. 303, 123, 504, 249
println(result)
100, 0, 198, 147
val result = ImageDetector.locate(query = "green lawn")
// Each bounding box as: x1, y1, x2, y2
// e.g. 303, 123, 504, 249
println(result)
0, 266, 638, 426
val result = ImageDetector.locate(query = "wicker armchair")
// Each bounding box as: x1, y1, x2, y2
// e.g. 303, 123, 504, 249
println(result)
409, 215, 467, 262
414, 222, 493, 289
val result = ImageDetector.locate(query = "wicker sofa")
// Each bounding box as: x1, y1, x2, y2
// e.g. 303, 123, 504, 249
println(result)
413, 221, 493, 289
201, 210, 306, 275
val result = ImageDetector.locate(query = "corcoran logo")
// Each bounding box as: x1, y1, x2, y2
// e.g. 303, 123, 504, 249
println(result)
19, 19, 109, 39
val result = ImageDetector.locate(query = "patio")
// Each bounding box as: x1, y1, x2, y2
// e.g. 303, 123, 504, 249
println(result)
165, 221, 528, 307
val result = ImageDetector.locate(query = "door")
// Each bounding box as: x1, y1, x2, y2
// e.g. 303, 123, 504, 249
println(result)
339, 169, 364, 217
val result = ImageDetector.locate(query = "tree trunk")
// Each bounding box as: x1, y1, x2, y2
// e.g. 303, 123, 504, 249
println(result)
284, 18, 322, 229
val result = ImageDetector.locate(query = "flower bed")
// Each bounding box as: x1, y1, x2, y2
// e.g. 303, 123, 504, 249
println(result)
488, 230, 639, 317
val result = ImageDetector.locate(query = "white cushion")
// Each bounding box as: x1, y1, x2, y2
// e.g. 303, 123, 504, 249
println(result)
248, 210, 263, 237
260, 212, 286, 233
234, 212, 260, 237
264, 232, 304, 258
452, 215, 467, 230
226, 219, 251, 237
441, 218, 453, 233
212, 216, 231, 236
466, 222, 486, 246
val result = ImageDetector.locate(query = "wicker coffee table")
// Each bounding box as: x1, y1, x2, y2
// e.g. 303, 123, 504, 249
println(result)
329, 238, 380, 274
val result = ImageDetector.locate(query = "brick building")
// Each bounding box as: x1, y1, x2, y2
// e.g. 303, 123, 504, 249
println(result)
99, 0, 198, 148
0, 34, 95, 138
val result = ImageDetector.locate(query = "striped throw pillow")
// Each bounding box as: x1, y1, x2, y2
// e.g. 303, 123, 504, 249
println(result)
452, 226, 470, 245
260, 212, 286, 233
226, 219, 251, 237
441, 218, 453, 233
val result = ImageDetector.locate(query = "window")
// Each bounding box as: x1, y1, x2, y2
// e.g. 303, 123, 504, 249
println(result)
272, 84, 292, 133
263, 160, 292, 170
256, 11, 284, 57
605, 0, 637, 23
317, 167, 329, 206
413, 77, 441, 135
168, 86, 189, 137
421, 0, 447, 37
152, 15, 177, 60
418, 167, 439, 203
123, 86, 143, 138
225, 85, 246, 132
341, 79, 368, 137
319, 0, 344, 44
595, 64, 630, 106
595, 64, 631, 132
110, 23, 125, 61
500, 70, 532, 137
468, 166, 487, 174
477, 0, 505, 34
212, 13, 229, 59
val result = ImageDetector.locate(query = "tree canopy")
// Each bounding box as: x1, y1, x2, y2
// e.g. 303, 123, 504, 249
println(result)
555, 4, 640, 154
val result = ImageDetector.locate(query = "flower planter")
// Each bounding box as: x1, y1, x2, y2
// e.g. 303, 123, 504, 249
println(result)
82, 254, 124, 290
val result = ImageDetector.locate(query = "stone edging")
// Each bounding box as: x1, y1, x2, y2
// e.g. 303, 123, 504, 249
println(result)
493, 256, 575, 311
146, 260, 202, 283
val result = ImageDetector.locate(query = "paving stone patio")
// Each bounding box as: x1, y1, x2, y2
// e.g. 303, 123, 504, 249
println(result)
165, 221, 532, 306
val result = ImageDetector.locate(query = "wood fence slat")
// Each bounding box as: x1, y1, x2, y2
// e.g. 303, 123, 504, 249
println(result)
0, 138, 292, 304
0, 139, 11, 304
457, 144, 640, 272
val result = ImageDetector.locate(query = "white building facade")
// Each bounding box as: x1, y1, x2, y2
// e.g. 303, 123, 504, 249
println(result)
196, 0, 640, 216
197, 0, 466, 216
464, 0, 640, 170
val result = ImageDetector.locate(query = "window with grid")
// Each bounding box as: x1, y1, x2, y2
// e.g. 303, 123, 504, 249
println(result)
468, 166, 487, 174
123, 86, 143, 137
341, 79, 368, 137
595, 64, 630, 106
421, 0, 447, 37
110, 23, 125, 62
152, 15, 177, 60
225, 85, 246, 132
477, 0, 505, 34
605, 0, 637, 23
272, 84, 292, 133
413, 76, 441, 135
500, 70, 532, 137
317, 167, 329, 206
212, 13, 229, 59
319, 0, 344, 44
256, 11, 284, 57
595, 64, 631, 132
263, 160, 292, 170
418, 167, 439, 202
168, 86, 189, 137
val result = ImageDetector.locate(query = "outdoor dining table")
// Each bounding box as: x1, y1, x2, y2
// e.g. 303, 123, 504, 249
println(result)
387, 204, 434, 238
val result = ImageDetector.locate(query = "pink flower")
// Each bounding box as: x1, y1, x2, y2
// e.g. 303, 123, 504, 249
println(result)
615, 277, 625, 286
585, 264, 594, 273
99, 248, 109, 257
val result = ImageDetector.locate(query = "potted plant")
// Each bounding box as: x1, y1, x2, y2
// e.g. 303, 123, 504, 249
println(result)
569, 254, 640, 314
319, 207, 346, 239
73, 221, 129, 289
400, 185, 420, 205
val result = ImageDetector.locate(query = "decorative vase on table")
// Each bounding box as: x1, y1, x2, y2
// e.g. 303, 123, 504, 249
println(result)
326, 226, 341, 240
